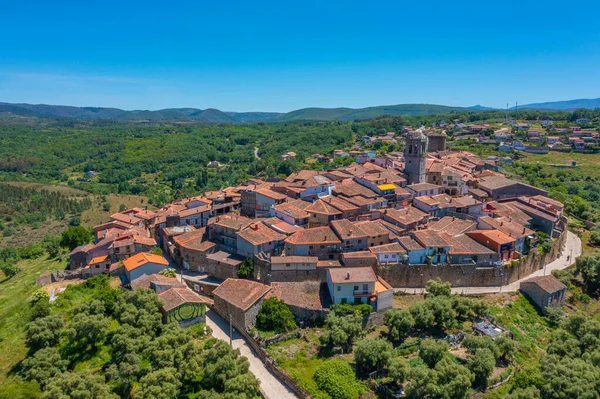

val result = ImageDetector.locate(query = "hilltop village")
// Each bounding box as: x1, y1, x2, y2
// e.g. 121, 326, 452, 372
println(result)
66, 129, 566, 328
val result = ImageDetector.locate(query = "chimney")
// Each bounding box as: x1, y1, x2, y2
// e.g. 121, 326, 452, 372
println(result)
348, 229, 353, 236
500, 221, 503, 226
324, 236, 327, 241
346, 271, 350, 280
522, 227, 526, 234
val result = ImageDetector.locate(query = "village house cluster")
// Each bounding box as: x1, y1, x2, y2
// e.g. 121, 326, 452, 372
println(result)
68, 130, 566, 328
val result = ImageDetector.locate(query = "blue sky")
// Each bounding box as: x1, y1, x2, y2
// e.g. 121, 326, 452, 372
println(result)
1, 0, 599, 112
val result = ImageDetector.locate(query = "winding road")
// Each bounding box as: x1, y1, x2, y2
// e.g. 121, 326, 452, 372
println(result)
395, 231, 582, 295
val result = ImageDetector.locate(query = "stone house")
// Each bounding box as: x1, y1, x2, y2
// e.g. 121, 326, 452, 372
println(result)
212, 278, 272, 330
520, 275, 566, 314
330, 219, 369, 252
284, 226, 342, 260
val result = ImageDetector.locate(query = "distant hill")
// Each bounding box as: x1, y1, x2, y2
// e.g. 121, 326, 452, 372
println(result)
513, 97, 600, 111
1, 97, 597, 123
274, 104, 471, 122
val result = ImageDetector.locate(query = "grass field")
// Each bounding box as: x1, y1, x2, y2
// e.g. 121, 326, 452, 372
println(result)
0, 256, 66, 385
516, 152, 600, 179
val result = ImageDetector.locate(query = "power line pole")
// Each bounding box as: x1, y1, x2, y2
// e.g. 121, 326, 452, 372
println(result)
229, 314, 233, 346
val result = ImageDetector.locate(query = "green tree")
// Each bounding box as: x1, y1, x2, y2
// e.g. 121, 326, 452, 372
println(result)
467, 348, 495, 386
576, 251, 600, 292
387, 357, 409, 385
25, 315, 64, 351
495, 335, 518, 362
237, 258, 254, 278
462, 335, 500, 358
42, 372, 118, 399
150, 246, 163, 256
314, 360, 363, 399
137, 367, 181, 399
60, 226, 93, 251
410, 301, 435, 329
67, 306, 111, 349
428, 296, 457, 330
320, 312, 362, 352
41, 234, 62, 258
158, 267, 176, 278
105, 353, 140, 397
256, 297, 296, 333
406, 364, 439, 399
354, 338, 393, 374
384, 309, 414, 342
426, 278, 452, 297
419, 339, 448, 368
22, 347, 69, 388
434, 356, 473, 399
505, 386, 541, 399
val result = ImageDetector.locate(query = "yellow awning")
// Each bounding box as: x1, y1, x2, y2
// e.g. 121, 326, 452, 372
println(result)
377, 184, 397, 191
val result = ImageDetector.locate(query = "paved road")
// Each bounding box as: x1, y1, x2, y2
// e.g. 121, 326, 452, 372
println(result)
395, 231, 582, 295
205, 310, 298, 399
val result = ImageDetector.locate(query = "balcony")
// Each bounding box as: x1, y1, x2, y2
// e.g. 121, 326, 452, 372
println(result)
353, 290, 374, 297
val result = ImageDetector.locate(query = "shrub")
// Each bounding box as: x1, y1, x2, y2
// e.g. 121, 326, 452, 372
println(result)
354, 338, 393, 374
314, 360, 363, 399
256, 297, 296, 333
385, 308, 414, 342
0, 262, 20, 278
158, 268, 176, 278
354, 304, 373, 316
419, 339, 448, 368
237, 258, 254, 278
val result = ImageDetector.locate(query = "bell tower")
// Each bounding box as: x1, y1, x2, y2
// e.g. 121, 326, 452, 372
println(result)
403, 132, 428, 184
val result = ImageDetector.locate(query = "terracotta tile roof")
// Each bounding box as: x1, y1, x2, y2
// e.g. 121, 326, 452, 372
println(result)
158, 287, 211, 312
328, 267, 377, 284
267, 221, 304, 235
398, 236, 425, 251
272, 201, 310, 220
479, 216, 534, 238
341, 251, 377, 259
89, 255, 110, 265
330, 219, 368, 239
122, 253, 169, 271
521, 275, 566, 294
305, 199, 342, 216
213, 215, 254, 230
466, 229, 516, 246
285, 170, 320, 183
269, 281, 330, 310
172, 227, 216, 252
285, 226, 342, 245
322, 196, 359, 212
255, 187, 289, 201
178, 205, 211, 218
407, 182, 442, 192
213, 278, 272, 311
428, 216, 476, 236
110, 212, 143, 225
414, 229, 450, 248
442, 233, 496, 255
368, 242, 405, 254
132, 235, 158, 246
333, 179, 378, 198
206, 251, 245, 266
383, 206, 429, 226
237, 223, 287, 246
131, 273, 187, 291
317, 259, 342, 268
354, 220, 391, 237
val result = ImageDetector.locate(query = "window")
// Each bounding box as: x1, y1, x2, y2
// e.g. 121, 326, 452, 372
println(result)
354, 285, 359, 290
309, 245, 313, 250
358, 239, 362, 244
337, 286, 341, 291
306, 270, 310, 275
346, 240, 350, 245
286, 263, 291, 267
341, 298, 347, 304
320, 245, 325, 249
95, 265, 100, 269
384, 254, 389, 259
363, 284, 368, 291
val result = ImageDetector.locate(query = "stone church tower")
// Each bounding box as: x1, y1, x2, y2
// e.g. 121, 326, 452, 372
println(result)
403, 132, 428, 184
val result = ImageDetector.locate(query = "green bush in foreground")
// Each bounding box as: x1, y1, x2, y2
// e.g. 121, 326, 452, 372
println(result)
314, 360, 363, 399
256, 297, 297, 333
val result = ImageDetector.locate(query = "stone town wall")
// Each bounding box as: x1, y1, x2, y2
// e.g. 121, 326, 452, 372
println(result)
376, 229, 567, 288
